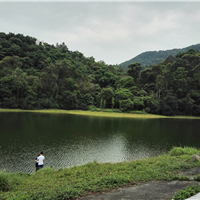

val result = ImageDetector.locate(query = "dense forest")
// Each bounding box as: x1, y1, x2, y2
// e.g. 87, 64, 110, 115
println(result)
0, 32, 200, 116
120, 43, 200, 69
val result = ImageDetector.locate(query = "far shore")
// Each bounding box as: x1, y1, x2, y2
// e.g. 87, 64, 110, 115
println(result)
1, 108, 200, 119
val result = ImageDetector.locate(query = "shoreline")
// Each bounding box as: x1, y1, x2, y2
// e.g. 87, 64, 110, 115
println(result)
1, 108, 200, 119
1, 147, 200, 200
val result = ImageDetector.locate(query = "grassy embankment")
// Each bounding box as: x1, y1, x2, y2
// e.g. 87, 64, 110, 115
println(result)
1, 108, 200, 119
1, 147, 200, 200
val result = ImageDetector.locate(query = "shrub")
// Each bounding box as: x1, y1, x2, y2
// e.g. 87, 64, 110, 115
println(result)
169, 147, 199, 156
88, 105, 97, 110
130, 110, 147, 114
102, 109, 122, 113
0, 171, 25, 192
90, 107, 101, 111
195, 174, 200, 181
0, 171, 9, 192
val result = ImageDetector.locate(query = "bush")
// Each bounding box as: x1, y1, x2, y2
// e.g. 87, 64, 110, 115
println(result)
0, 171, 9, 192
169, 147, 199, 156
195, 174, 200, 181
88, 105, 97, 110
144, 107, 151, 113
102, 109, 122, 113
0, 171, 25, 192
130, 110, 147, 114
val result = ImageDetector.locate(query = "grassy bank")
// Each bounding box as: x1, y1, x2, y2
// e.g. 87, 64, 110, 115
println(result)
1, 108, 200, 119
0, 147, 200, 200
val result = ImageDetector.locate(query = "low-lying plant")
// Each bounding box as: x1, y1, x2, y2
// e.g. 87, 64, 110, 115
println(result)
173, 185, 200, 200
0, 147, 200, 200
130, 110, 147, 114
0, 170, 26, 192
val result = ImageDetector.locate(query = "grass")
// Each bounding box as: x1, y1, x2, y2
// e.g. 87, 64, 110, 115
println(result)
2, 108, 200, 119
1, 147, 200, 200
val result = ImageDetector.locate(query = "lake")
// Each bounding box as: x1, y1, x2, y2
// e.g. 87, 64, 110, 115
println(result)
0, 111, 200, 173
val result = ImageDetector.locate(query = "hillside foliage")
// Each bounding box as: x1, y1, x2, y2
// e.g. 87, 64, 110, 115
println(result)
1, 32, 200, 116
120, 43, 200, 69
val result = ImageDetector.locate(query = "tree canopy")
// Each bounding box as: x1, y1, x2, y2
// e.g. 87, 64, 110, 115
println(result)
1, 32, 200, 116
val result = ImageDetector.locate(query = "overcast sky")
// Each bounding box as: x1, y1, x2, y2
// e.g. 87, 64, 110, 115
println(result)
0, 1, 200, 65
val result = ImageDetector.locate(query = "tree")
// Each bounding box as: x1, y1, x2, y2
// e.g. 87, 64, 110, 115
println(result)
99, 88, 114, 108
161, 89, 177, 116
144, 95, 160, 114
156, 75, 164, 99
127, 62, 141, 82
115, 76, 135, 89
0, 56, 22, 77
133, 98, 145, 110
39, 62, 59, 97
0, 74, 16, 107
162, 63, 172, 91
7, 44, 22, 56
140, 68, 155, 84
12, 67, 28, 101
99, 71, 118, 88
82, 93, 94, 105
120, 99, 133, 112
115, 88, 133, 108
172, 67, 189, 98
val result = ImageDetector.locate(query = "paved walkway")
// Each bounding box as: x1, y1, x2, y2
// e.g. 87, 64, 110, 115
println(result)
186, 193, 200, 200
79, 181, 200, 200
78, 168, 200, 200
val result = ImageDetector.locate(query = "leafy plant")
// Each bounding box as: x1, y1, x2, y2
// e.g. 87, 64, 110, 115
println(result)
169, 147, 199, 156
173, 185, 200, 200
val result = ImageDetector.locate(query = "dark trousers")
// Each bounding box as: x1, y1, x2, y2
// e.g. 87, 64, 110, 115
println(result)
38, 165, 43, 170
35, 163, 38, 171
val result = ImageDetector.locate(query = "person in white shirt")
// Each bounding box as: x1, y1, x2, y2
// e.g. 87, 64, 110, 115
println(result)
37, 152, 45, 170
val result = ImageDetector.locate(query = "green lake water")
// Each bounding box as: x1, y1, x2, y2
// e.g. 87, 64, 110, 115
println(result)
0, 112, 200, 173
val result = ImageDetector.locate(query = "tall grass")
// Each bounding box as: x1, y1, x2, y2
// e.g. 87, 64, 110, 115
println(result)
0, 108, 168, 119
2, 108, 200, 119
0, 147, 200, 200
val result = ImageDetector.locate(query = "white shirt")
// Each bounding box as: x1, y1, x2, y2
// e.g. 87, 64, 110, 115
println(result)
38, 155, 45, 165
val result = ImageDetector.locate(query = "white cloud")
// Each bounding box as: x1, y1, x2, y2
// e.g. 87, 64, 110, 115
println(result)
0, 2, 200, 64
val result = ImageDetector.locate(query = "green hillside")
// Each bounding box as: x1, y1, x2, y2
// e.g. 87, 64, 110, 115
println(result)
120, 43, 200, 68
1, 32, 200, 116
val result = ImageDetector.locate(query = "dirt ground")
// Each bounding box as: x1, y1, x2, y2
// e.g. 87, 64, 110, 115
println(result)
78, 168, 200, 200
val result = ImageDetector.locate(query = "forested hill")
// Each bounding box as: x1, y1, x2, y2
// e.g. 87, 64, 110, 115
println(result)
1, 32, 200, 116
120, 43, 200, 68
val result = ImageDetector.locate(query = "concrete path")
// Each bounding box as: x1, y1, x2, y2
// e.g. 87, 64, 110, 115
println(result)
78, 168, 200, 200
186, 193, 200, 200
79, 181, 200, 200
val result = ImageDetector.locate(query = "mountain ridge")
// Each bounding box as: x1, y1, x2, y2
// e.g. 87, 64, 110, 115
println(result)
119, 43, 200, 68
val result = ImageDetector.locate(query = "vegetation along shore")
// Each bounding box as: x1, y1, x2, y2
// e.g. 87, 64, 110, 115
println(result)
2, 108, 200, 120
0, 147, 200, 200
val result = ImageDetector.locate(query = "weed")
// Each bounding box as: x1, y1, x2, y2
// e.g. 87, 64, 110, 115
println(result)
194, 174, 200, 181
169, 147, 199, 156
173, 185, 200, 200
0, 171, 9, 192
